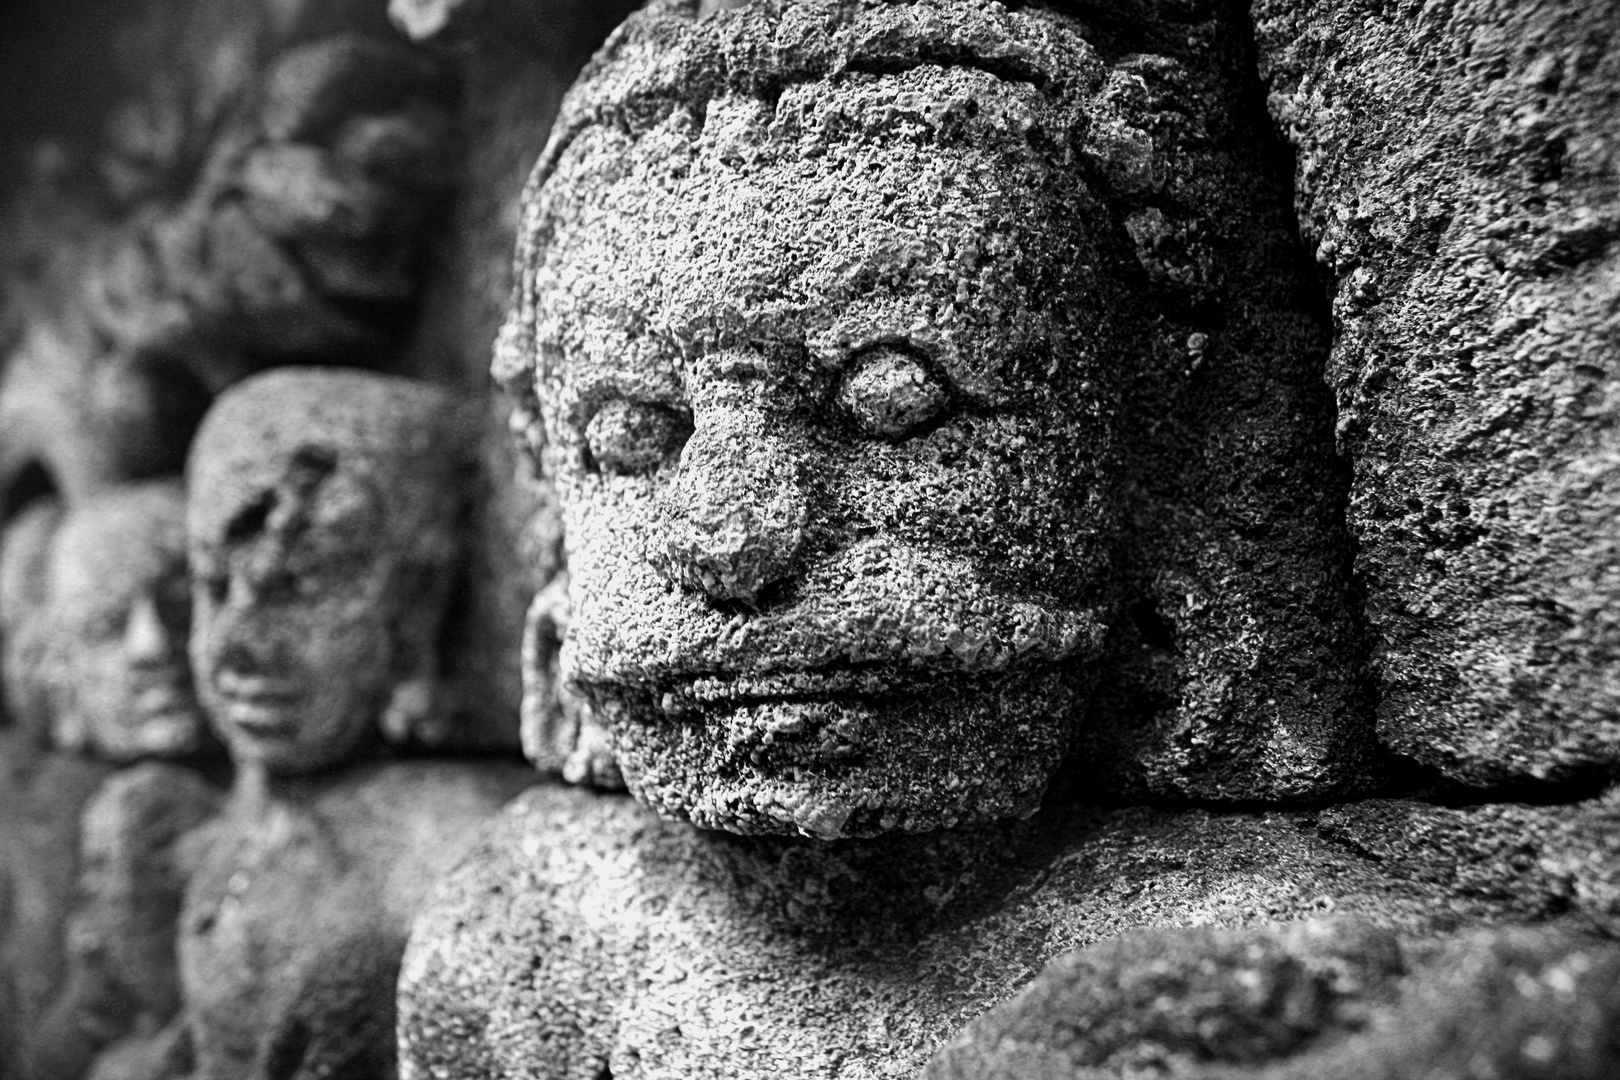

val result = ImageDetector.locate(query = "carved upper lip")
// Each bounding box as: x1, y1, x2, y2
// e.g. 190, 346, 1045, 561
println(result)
560, 540, 1109, 706
629, 666, 909, 714
214, 671, 303, 704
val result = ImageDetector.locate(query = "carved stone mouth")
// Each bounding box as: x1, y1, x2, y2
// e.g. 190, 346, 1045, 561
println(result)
622, 664, 948, 717
132, 681, 195, 716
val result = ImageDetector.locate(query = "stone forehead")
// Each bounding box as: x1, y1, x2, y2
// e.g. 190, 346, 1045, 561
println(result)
50, 481, 187, 600
187, 368, 469, 548
537, 0, 1105, 183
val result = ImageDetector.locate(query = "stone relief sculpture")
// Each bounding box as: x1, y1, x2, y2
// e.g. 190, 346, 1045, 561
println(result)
3, 482, 209, 762
0, 0, 455, 512
495, 0, 1370, 840
174, 370, 531, 1079
16, 370, 532, 1080
396, 1, 1620, 1077
0, 0, 1617, 1077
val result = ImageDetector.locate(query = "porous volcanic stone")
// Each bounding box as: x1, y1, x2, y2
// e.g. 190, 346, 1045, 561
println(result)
498, 0, 1373, 839
398, 782, 1618, 1080
1254, 0, 1620, 785
926, 919, 1620, 1080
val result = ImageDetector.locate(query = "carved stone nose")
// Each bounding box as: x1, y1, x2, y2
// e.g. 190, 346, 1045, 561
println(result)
124, 594, 173, 666
658, 424, 807, 604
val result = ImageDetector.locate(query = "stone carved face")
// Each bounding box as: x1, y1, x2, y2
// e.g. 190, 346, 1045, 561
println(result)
186, 369, 465, 774
502, 0, 1125, 837
8, 483, 207, 759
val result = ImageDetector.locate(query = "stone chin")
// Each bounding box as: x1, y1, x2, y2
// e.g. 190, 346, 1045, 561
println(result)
589, 668, 1087, 840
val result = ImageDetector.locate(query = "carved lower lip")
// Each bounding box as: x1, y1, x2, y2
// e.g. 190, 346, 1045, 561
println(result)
132, 683, 192, 715
218, 695, 301, 737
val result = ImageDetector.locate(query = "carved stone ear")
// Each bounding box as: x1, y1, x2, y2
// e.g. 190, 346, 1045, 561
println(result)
519, 571, 622, 790
379, 675, 437, 746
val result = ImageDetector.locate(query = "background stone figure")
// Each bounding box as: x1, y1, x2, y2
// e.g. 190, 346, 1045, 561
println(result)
21, 763, 223, 1080
0, 730, 114, 1080
186, 369, 476, 771
0, 0, 456, 514
163, 368, 532, 1080
5, 482, 210, 762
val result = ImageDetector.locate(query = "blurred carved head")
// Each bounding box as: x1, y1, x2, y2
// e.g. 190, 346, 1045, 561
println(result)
186, 368, 468, 774
3, 482, 206, 759
500, 0, 1134, 837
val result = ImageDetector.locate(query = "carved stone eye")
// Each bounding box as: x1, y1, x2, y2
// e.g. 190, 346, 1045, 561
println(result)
585, 400, 690, 475
838, 347, 949, 439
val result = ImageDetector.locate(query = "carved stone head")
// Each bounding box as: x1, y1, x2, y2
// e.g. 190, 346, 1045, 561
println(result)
186, 369, 468, 774
3, 483, 207, 759
500, 0, 1135, 837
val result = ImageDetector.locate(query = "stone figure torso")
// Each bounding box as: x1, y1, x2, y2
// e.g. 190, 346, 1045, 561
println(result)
182, 762, 532, 1080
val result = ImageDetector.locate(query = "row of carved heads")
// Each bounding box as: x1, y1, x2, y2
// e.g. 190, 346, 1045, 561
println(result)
0, 368, 533, 772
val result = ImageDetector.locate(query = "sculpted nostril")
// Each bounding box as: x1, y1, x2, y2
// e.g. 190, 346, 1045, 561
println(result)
657, 432, 807, 603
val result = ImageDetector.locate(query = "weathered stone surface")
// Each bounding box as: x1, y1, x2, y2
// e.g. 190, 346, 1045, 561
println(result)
0, 1, 455, 508
187, 368, 523, 762
399, 782, 1620, 1080
6, 482, 210, 761
1253, 0, 1620, 784
926, 919, 1620, 1080
21, 763, 223, 1080
498, 0, 1371, 839
1313, 791, 1620, 935
177, 761, 532, 1080
0, 731, 114, 1080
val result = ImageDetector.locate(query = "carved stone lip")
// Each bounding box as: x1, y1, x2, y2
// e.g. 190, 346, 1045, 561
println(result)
213, 673, 304, 737
214, 671, 303, 704
602, 664, 947, 716
219, 700, 298, 739
132, 681, 195, 716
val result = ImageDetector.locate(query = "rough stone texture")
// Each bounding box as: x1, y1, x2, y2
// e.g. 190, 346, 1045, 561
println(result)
186, 367, 520, 763
399, 781, 1620, 1080
498, 0, 1371, 839
173, 761, 533, 1080
0, 731, 115, 1080
1253, 0, 1620, 784
926, 919, 1620, 1080
0, 0, 455, 508
4, 482, 212, 762
1312, 792, 1620, 936
20, 763, 223, 1080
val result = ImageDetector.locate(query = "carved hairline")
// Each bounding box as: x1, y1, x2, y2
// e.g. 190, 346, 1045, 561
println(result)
528, 0, 1103, 197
